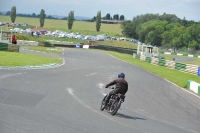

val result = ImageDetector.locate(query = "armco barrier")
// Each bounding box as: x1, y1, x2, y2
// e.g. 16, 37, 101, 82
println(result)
54, 44, 81, 48
90, 45, 136, 55
0, 43, 19, 52
187, 80, 200, 95
133, 54, 199, 75
0, 42, 8, 51
17, 40, 39, 46
8, 44, 20, 52
54, 44, 137, 55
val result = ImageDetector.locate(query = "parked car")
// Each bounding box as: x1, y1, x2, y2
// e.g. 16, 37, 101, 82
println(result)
33, 32, 41, 36
40, 30, 47, 35
85, 36, 91, 40
120, 37, 126, 41
111, 37, 117, 40
106, 36, 111, 40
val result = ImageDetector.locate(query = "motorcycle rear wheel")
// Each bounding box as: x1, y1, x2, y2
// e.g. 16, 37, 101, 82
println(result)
110, 100, 121, 116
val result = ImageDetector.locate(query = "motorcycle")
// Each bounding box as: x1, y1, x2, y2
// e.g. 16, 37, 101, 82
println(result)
100, 87, 125, 116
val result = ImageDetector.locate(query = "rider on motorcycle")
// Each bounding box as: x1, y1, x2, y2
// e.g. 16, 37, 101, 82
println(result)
104, 73, 128, 107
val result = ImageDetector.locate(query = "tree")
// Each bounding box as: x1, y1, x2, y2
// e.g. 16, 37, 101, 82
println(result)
10, 6, 16, 23
188, 40, 198, 50
113, 14, 119, 20
47, 15, 53, 19
120, 15, 124, 20
32, 13, 36, 18
96, 11, 101, 32
136, 20, 167, 46
102, 17, 106, 20
39, 9, 45, 27
165, 25, 185, 50
68, 11, 74, 30
91, 16, 96, 21
182, 24, 200, 51
121, 20, 137, 38
105, 13, 110, 20
6, 11, 11, 15
161, 31, 173, 47
132, 13, 159, 24
159, 13, 180, 23
61, 17, 67, 20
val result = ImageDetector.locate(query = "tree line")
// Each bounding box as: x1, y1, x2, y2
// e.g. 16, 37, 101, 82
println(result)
121, 13, 200, 51
102, 13, 125, 20
6, 11, 66, 20
6, 11, 125, 21
90, 13, 125, 22
6, 6, 123, 32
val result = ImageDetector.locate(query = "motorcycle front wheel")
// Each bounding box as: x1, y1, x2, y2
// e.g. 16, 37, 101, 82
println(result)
100, 95, 107, 111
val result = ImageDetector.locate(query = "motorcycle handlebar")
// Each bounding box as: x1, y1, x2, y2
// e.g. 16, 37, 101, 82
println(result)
107, 86, 114, 89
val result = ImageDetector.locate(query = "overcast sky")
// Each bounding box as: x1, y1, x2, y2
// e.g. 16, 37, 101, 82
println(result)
0, 0, 200, 22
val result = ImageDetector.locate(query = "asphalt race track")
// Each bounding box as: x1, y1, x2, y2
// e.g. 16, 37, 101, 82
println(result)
0, 48, 200, 133
162, 54, 196, 63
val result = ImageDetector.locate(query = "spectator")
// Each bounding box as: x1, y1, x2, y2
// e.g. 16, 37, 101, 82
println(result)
12, 35, 17, 44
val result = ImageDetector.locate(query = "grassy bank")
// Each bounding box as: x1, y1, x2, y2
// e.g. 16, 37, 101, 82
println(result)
0, 51, 62, 66
98, 40, 138, 49
0, 15, 122, 37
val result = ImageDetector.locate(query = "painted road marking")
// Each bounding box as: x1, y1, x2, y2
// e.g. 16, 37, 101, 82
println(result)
67, 88, 128, 127
86, 72, 97, 77
0, 72, 25, 80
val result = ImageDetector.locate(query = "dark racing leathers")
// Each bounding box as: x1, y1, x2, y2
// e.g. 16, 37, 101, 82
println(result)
104, 78, 128, 106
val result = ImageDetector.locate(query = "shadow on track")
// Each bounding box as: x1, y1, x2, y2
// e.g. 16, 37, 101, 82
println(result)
115, 113, 146, 120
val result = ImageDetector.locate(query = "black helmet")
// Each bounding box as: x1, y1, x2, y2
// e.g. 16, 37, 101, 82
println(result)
118, 73, 125, 78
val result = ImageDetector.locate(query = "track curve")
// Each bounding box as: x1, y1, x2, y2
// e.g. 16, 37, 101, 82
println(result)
0, 48, 200, 133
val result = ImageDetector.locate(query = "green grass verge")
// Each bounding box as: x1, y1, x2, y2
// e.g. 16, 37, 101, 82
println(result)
22, 46, 63, 54
98, 40, 138, 49
163, 56, 173, 61
0, 51, 62, 66
103, 51, 200, 88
